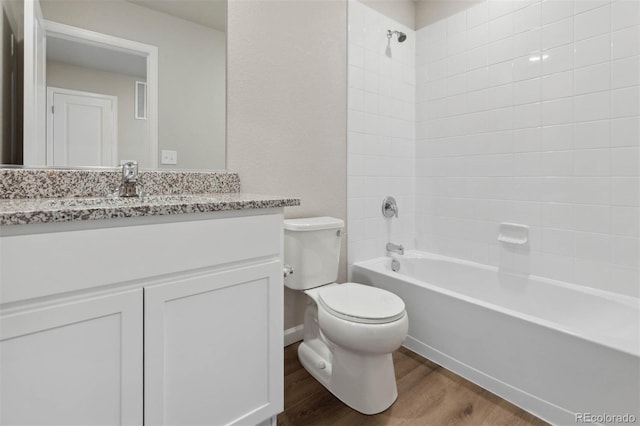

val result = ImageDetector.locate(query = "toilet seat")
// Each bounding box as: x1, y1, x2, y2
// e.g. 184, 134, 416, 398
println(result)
318, 282, 405, 324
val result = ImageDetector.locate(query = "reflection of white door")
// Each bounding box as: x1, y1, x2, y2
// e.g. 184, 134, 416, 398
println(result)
46, 87, 118, 167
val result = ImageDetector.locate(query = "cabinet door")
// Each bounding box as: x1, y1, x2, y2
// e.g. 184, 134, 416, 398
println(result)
144, 260, 283, 426
0, 289, 143, 425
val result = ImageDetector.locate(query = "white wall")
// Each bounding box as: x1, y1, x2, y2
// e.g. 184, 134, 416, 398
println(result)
347, 0, 416, 273
227, 0, 348, 331
40, 0, 225, 170
415, 0, 483, 29
415, 0, 640, 297
46, 61, 149, 166
360, 0, 416, 29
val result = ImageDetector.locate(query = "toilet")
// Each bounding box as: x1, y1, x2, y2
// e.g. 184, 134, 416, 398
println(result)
284, 217, 409, 415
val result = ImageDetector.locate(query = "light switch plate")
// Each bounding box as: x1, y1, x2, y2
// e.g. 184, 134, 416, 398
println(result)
161, 150, 178, 165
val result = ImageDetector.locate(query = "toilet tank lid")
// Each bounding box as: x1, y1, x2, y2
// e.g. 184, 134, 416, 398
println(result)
284, 216, 344, 231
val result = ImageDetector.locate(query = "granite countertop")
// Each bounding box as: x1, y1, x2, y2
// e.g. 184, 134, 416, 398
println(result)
0, 193, 301, 226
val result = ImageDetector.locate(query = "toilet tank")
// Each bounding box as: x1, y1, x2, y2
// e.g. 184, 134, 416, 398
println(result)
283, 217, 344, 290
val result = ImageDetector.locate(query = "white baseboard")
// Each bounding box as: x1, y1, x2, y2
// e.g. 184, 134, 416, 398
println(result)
403, 336, 574, 426
284, 324, 304, 347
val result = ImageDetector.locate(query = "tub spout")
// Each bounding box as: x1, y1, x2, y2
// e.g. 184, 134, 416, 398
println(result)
386, 242, 404, 255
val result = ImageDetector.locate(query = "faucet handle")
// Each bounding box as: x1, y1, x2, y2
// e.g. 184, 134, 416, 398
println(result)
122, 161, 138, 183
113, 161, 144, 198
382, 196, 398, 218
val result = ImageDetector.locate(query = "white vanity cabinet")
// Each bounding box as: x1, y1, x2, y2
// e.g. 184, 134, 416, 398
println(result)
144, 261, 282, 426
0, 209, 285, 426
0, 289, 144, 426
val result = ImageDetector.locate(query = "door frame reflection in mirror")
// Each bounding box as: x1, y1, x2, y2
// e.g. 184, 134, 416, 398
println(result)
41, 20, 158, 168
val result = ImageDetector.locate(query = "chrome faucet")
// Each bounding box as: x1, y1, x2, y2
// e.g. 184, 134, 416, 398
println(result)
386, 242, 404, 255
113, 161, 145, 198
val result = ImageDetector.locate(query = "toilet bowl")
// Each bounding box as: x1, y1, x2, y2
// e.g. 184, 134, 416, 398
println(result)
284, 217, 409, 415
316, 283, 408, 354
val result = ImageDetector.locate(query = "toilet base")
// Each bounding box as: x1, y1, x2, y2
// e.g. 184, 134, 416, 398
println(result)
298, 339, 398, 415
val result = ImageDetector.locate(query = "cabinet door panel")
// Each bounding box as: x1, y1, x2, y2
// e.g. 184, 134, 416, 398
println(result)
145, 261, 283, 426
0, 289, 143, 425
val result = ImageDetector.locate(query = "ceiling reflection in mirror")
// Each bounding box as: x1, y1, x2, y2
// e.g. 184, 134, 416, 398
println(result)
0, 0, 226, 170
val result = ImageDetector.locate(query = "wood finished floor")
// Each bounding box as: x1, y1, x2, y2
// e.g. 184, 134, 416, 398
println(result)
277, 343, 548, 426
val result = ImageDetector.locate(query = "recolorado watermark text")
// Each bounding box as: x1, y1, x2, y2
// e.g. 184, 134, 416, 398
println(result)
576, 413, 637, 424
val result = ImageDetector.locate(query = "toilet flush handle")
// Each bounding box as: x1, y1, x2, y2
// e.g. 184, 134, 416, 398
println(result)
283, 264, 294, 278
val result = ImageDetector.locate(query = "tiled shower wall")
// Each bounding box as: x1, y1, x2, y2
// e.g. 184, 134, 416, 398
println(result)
415, 0, 640, 296
347, 0, 416, 269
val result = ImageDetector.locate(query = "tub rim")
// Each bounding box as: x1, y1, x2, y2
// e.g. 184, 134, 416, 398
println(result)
353, 250, 640, 358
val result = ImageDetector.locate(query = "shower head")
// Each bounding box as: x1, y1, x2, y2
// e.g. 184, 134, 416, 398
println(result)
387, 30, 407, 43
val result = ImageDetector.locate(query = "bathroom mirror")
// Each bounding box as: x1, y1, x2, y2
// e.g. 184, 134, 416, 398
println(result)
0, 0, 226, 170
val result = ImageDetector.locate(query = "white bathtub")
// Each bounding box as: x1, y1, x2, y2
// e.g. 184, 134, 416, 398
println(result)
352, 251, 640, 425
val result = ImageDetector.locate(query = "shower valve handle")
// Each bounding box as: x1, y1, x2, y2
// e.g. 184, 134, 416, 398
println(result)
382, 196, 398, 218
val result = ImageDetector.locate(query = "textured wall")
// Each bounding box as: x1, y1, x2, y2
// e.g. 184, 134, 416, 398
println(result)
227, 0, 348, 330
